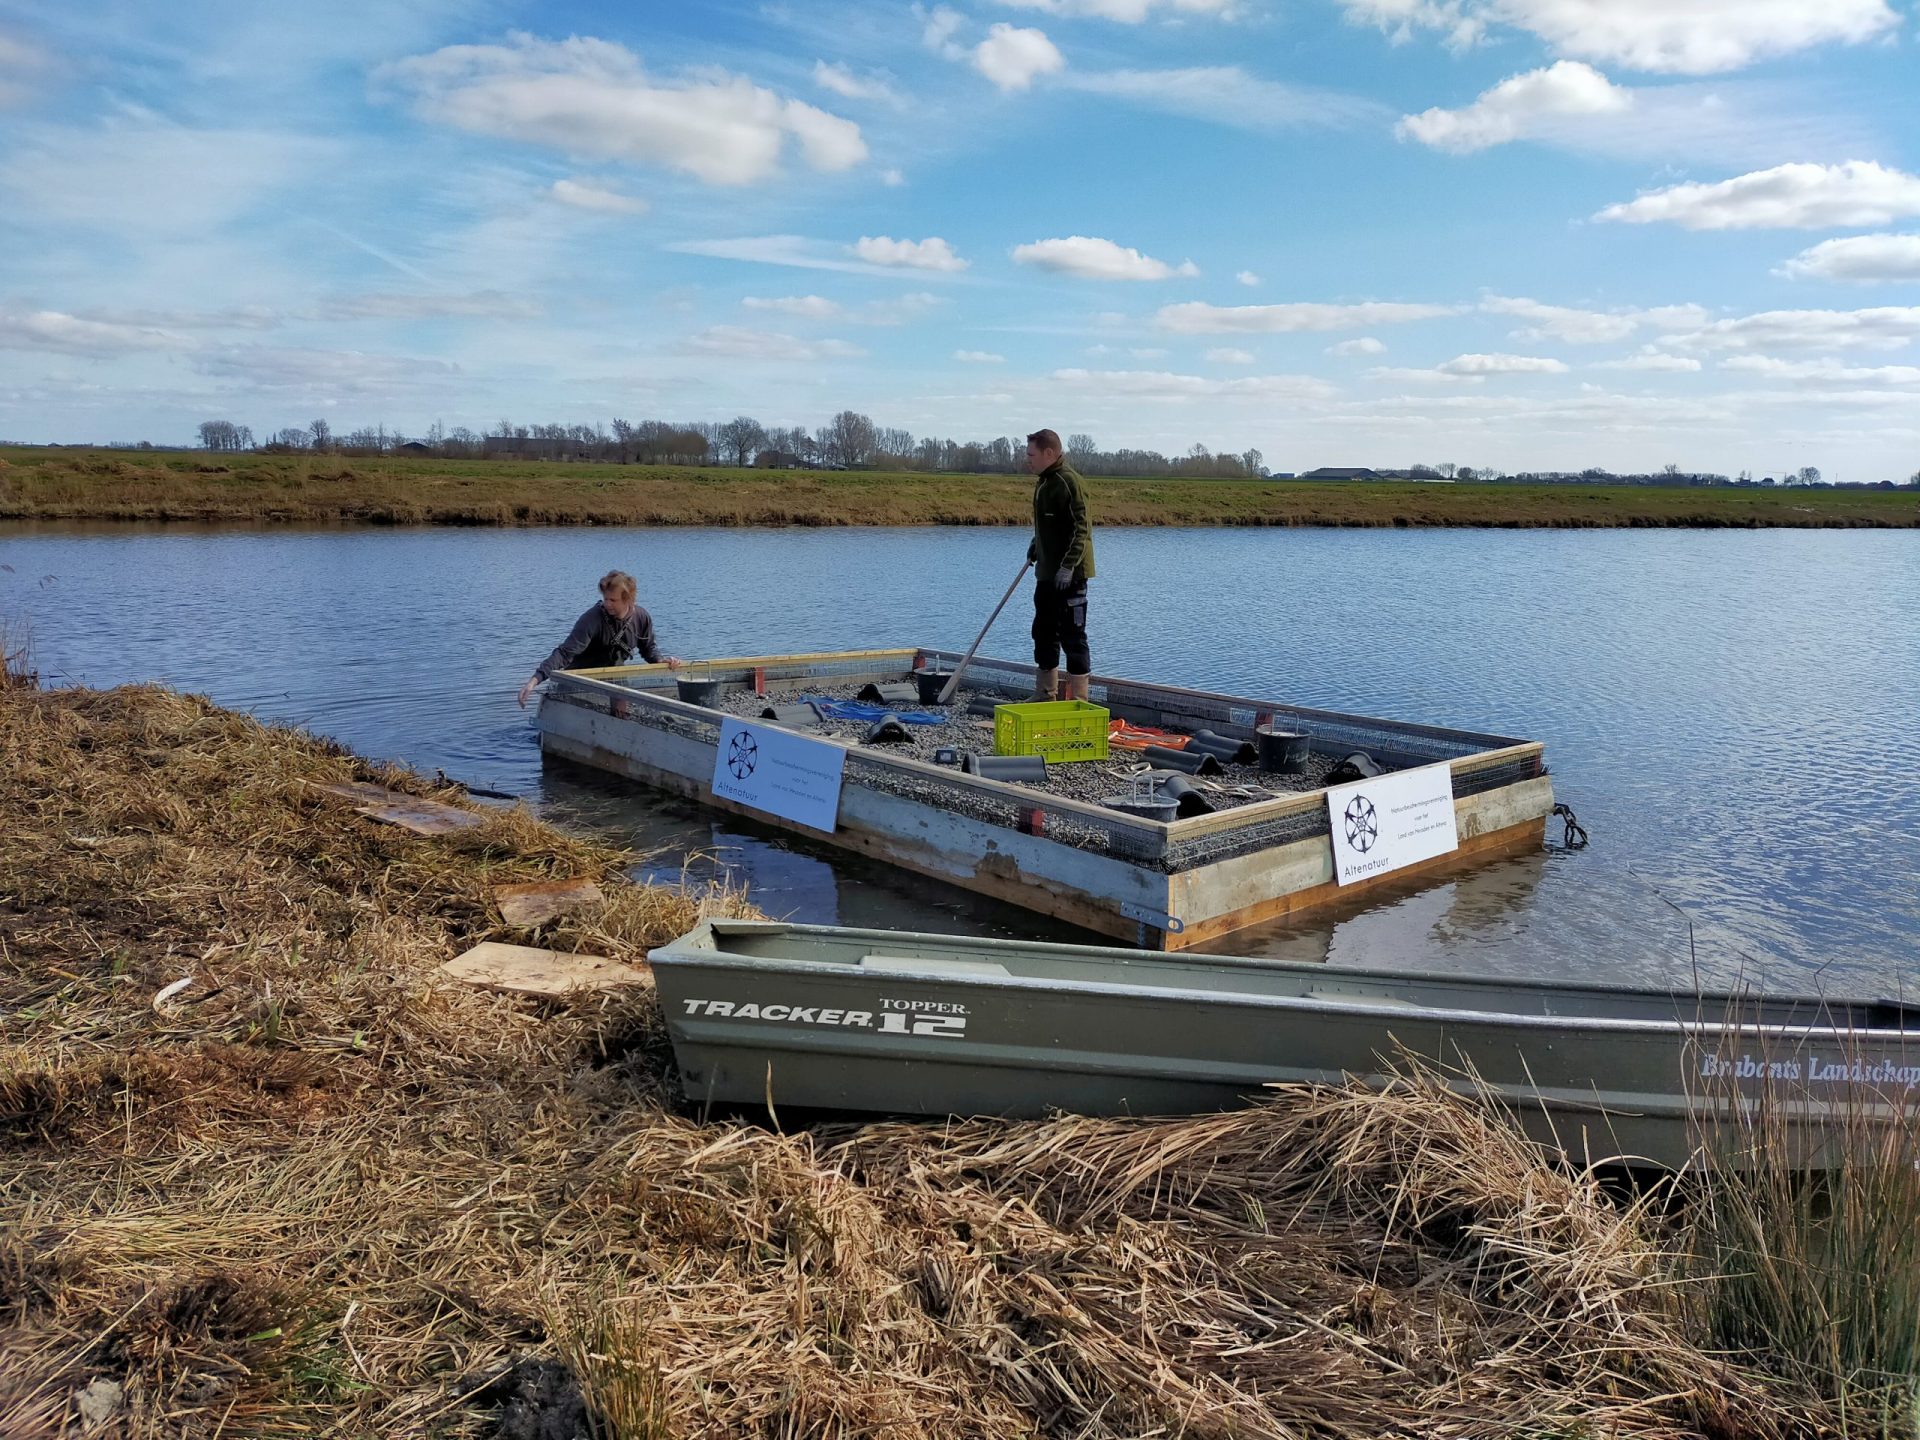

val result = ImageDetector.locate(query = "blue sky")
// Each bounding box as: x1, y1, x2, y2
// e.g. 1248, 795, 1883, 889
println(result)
0, 0, 1916, 477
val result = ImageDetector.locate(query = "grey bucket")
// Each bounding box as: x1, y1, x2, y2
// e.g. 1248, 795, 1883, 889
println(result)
1256, 727, 1310, 775
1143, 744, 1223, 777
676, 676, 720, 707
962, 752, 1047, 783
1103, 792, 1178, 822
915, 669, 951, 705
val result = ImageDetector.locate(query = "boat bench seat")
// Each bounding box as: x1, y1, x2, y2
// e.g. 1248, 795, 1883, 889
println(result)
860, 953, 1012, 978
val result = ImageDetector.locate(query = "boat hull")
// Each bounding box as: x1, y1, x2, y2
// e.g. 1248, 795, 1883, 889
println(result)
652, 922, 1920, 1170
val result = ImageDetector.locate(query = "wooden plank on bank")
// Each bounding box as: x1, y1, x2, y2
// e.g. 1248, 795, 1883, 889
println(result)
442, 941, 649, 996
310, 780, 488, 835
493, 877, 605, 927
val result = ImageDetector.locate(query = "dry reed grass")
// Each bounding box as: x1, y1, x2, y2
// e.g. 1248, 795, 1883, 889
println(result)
0, 682, 1848, 1437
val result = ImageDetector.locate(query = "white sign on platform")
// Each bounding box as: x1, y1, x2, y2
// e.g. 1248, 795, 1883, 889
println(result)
1327, 761, 1459, 886
711, 718, 846, 833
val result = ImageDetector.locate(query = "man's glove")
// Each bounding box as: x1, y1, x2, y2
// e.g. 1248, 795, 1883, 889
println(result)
1052, 564, 1075, 591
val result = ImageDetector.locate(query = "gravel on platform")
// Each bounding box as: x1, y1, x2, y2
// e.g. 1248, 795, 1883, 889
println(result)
717, 681, 1350, 815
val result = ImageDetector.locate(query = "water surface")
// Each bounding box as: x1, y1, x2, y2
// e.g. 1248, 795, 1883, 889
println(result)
4, 523, 1914, 992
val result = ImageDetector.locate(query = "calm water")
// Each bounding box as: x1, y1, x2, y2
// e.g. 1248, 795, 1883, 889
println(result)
4, 523, 1915, 993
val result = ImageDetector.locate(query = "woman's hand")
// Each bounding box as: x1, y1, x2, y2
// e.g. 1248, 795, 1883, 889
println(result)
664, 655, 686, 671
517, 674, 540, 708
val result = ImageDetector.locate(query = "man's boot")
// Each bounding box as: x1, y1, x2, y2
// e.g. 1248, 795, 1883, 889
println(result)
1032, 668, 1058, 701
1062, 672, 1089, 702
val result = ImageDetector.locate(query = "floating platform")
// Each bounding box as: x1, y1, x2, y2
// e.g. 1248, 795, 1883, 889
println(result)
536, 648, 1554, 951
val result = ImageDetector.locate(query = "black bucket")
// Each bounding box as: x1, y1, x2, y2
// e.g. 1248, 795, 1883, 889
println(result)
1324, 751, 1384, 785
1103, 792, 1178, 822
915, 669, 951, 705
962, 753, 1047, 783
1147, 771, 1216, 817
1143, 744, 1223, 777
858, 681, 917, 705
1187, 729, 1259, 765
1256, 727, 1310, 775
676, 676, 720, 707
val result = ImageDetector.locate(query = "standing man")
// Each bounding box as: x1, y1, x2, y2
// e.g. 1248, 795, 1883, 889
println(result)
518, 569, 682, 707
1024, 429, 1095, 701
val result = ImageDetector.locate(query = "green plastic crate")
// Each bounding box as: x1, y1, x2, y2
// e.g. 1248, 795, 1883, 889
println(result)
993, 700, 1110, 763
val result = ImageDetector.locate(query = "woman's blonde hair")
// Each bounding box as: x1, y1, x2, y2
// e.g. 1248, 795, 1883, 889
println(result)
598, 570, 637, 601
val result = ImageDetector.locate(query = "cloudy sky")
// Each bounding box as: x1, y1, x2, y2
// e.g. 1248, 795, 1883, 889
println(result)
0, 0, 1916, 477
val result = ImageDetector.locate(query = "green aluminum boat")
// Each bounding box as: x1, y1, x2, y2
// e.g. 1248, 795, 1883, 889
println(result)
650, 920, 1920, 1169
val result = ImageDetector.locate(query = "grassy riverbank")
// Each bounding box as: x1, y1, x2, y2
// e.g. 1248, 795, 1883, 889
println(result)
3, 679, 1913, 1436
3, 446, 1915, 528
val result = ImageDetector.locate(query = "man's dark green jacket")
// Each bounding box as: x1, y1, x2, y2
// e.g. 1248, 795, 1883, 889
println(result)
1027, 460, 1095, 581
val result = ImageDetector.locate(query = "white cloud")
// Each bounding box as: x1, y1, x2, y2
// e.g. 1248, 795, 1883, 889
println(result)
1013, 236, 1198, 280
812, 60, 899, 105
1062, 67, 1387, 131
1327, 336, 1387, 356
1436, 352, 1570, 375
678, 326, 866, 361
0, 308, 183, 357
1236, 271, 1261, 287
974, 24, 1065, 91
93, 305, 282, 331
1657, 306, 1920, 352
853, 235, 969, 272
1592, 352, 1702, 371
1339, 0, 1899, 75
955, 349, 1007, 362
548, 178, 648, 214
377, 34, 867, 186
1130, 346, 1170, 358
859, 292, 945, 325
881, 167, 906, 186
1398, 61, 1630, 153
1207, 347, 1256, 363
922, 5, 967, 56
1720, 355, 1920, 386
996, 0, 1234, 19
0, 29, 46, 108
1775, 234, 1920, 283
1597, 162, 1920, 231
1480, 295, 1707, 343
1049, 367, 1338, 401
0, 119, 339, 237
319, 291, 541, 319
1156, 300, 1457, 333
742, 294, 842, 318
192, 345, 459, 394
670, 235, 969, 278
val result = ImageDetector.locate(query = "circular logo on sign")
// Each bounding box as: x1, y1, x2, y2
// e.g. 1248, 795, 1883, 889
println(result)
1342, 794, 1379, 853
727, 730, 759, 780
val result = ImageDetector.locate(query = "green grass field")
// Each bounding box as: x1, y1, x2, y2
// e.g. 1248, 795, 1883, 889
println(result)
2, 447, 1914, 528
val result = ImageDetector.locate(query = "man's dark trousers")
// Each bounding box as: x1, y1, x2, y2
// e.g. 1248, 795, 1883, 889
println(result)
1032, 576, 1090, 675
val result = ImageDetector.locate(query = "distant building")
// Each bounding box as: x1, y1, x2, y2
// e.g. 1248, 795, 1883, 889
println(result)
1298, 467, 1379, 481
396, 440, 432, 455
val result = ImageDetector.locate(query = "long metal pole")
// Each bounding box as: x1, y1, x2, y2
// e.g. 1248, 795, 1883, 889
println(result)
937, 560, 1032, 704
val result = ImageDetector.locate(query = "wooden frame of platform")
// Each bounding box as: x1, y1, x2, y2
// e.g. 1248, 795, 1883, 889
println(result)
536, 648, 1553, 950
